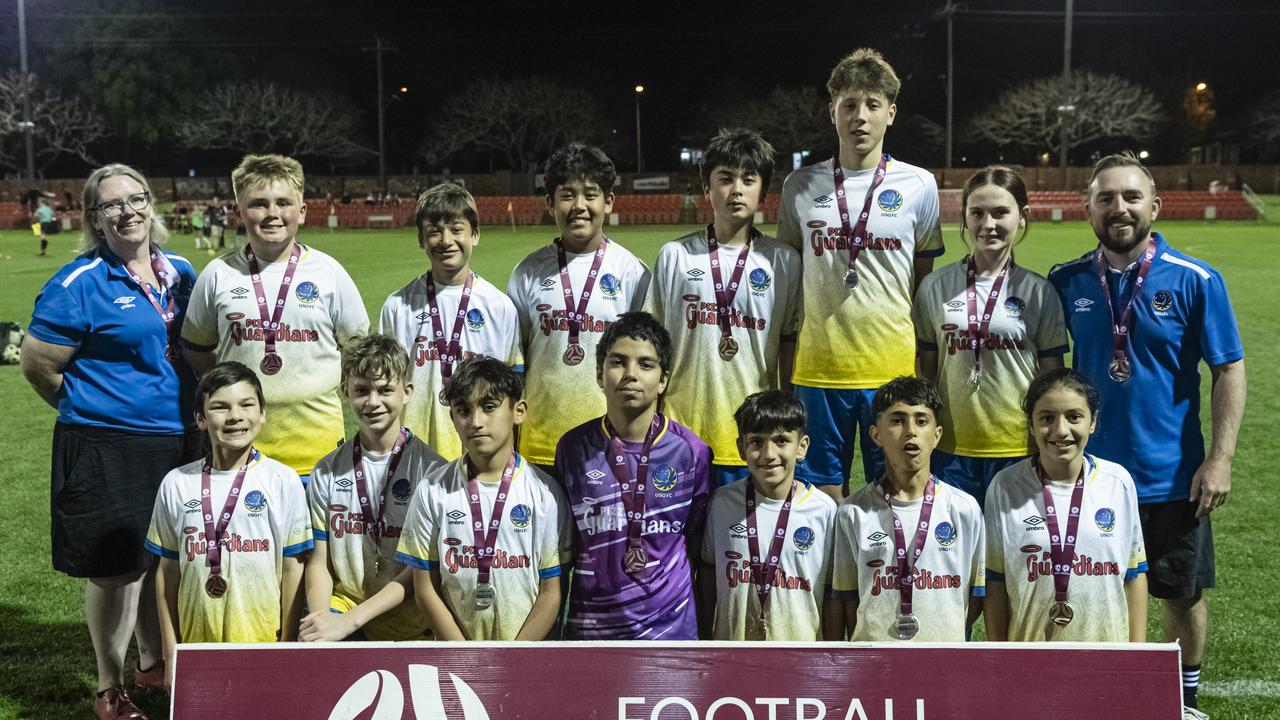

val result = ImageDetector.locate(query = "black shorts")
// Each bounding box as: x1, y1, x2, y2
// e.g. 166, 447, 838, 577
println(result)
51, 423, 202, 578
1138, 500, 1215, 600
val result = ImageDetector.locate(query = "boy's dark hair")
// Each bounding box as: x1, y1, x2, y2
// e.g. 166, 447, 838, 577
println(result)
443, 356, 524, 407
415, 182, 479, 234
596, 311, 673, 376
872, 376, 942, 421
196, 361, 266, 412
1023, 368, 1100, 419
734, 390, 807, 436
699, 128, 777, 193
543, 143, 616, 198
341, 334, 411, 386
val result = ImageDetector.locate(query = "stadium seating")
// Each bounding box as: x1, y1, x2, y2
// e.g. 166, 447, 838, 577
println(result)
937, 190, 1256, 224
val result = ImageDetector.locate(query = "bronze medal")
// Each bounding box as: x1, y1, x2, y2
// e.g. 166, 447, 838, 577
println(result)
1108, 357, 1132, 383
718, 336, 739, 361
260, 352, 283, 376
623, 546, 649, 574
562, 343, 585, 366
1048, 600, 1074, 627
205, 574, 227, 599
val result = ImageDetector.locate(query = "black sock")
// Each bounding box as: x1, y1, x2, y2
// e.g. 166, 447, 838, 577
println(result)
1182, 663, 1201, 708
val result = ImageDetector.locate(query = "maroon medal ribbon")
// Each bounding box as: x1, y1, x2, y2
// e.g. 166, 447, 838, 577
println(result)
605, 413, 664, 574
351, 428, 412, 538
882, 475, 937, 618
745, 479, 798, 628
1034, 458, 1087, 606
1093, 238, 1156, 382
422, 272, 476, 391
555, 237, 608, 365
465, 451, 519, 589
964, 254, 1013, 384
122, 246, 179, 362
832, 153, 889, 288
200, 448, 258, 598
244, 242, 302, 375
706, 224, 755, 360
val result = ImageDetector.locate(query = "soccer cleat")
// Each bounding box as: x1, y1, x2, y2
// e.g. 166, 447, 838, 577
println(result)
1182, 707, 1209, 720
93, 686, 147, 720
134, 660, 167, 694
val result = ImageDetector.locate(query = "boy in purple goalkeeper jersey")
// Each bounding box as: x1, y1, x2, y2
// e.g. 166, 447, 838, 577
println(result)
555, 312, 712, 639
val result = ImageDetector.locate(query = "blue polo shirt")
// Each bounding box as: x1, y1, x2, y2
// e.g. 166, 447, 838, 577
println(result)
1049, 232, 1244, 504
29, 247, 199, 434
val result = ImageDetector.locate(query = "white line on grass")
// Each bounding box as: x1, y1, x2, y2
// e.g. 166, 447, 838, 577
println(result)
1202, 680, 1280, 698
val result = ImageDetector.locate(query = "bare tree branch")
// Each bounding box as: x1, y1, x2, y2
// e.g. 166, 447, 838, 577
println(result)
1244, 90, 1280, 147
0, 71, 103, 174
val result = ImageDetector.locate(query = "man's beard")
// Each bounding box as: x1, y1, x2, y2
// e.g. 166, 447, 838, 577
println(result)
1094, 217, 1152, 255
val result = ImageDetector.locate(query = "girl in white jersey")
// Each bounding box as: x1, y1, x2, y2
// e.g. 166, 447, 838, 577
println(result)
984, 368, 1148, 642
914, 167, 1068, 504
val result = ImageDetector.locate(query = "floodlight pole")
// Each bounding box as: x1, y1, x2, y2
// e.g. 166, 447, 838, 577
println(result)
634, 85, 645, 174
18, 0, 35, 185
363, 36, 397, 193
941, 0, 956, 171
1059, 0, 1074, 182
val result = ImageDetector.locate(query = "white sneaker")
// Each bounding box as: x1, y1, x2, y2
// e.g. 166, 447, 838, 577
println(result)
1182, 706, 1209, 720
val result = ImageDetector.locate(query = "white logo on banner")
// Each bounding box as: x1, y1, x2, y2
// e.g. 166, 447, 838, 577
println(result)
328, 665, 489, 720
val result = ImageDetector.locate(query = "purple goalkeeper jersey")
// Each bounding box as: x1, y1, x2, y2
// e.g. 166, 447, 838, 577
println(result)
555, 414, 712, 640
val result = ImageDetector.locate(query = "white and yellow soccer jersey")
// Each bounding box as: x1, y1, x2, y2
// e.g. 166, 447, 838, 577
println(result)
181, 244, 369, 475
701, 479, 836, 640
308, 434, 447, 640
507, 240, 650, 464
647, 230, 802, 466
394, 455, 571, 640
145, 452, 313, 644
984, 456, 1147, 642
832, 480, 984, 642
912, 261, 1069, 457
776, 159, 943, 389
379, 274, 523, 460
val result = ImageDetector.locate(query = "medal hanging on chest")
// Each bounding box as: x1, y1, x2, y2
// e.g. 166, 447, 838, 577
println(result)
555, 238, 608, 366
1093, 239, 1156, 384
705, 224, 755, 361
1034, 459, 1087, 633
245, 243, 302, 376
465, 452, 518, 609
831, 154, 888, 292
743, 480, 797, 641
199, 450, 257, 599
606, 414, 664, 576
122, 246, 181, 363
882, 476, 937, 640
419, 273, 476, 405
352, 429, 411, 576
963, 254, 1012, 390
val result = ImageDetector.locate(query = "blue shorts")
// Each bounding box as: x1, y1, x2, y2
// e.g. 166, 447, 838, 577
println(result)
711, 464, 751, 488
931, 451, 1023, 508
793, 385, 884, 489
298, 473, 310, 488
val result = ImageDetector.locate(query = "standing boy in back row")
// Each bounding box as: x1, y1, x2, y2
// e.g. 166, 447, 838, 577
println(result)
777, 48, 943, 501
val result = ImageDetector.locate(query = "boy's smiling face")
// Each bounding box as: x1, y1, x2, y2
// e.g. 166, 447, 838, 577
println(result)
738, 428, 809, 492
197, 381, 265, 455
549, 178, 613, 252
343, 373, 412, 438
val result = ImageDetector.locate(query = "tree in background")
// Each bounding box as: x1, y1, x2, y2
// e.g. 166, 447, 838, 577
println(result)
705, 85, 832, 161
0, 71, 103, 175
1244, 90, 1280, 161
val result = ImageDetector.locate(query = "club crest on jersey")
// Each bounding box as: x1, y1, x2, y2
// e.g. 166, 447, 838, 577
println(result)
391, 478, 412, 503
934, 521, 957, 548
243, 490, 267, 513
1004, 297, 1025, 319
465, 308, 485, 330
651, 465, 678, 493
1095, 508, 1116, 533
792, 526, 816, 552
877, 189, 904, 212
598, 273, 621, 298
510, 504, 531, 529
748, 268, 772, 293
1152, 290, 1173, 312
295, 281, 319, 305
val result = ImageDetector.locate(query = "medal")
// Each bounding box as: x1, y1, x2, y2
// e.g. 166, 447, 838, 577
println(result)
555, 237, 609, 366
1108, 357, 1132, 383
122, 246, 180, 366
964, 254, 1012, 388
419, 272, 476, 402
245, 243, 302, 378
718, 336, 739, 361
204, 575, 227, 599
259, 352, 283, 375
352, 428, 411, 568
623, 546, 649, 574
832, 153, 889, 292
606, 413, 664, 576
744, 480, 797, 642
1048, 600, 1074, 627
475, 582, 496, 609
893, 613, 920, 640
439, 387, 449, 406
706, 224, 755, 363
1093, 238, 1155, 390
164, 345, 178, 363
1035, 458, 1088, 636
969, 367, 981, 389
744, 613, 768, 641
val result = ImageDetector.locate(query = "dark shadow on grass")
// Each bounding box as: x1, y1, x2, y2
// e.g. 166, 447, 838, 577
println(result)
0, 604, 169, 719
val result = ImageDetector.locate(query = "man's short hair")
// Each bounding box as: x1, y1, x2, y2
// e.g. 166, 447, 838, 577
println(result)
415, 182, 479, 233
872, 376, 942, 421
826, 48, 901, 102
734, 390, 807, 436
1088, 152, 1157, 194
699, 128, 777, 192
341, 334, 411, 386
196, 361, 266, 411
232, 154, 305, 202
543, 143, 616, 198
442, 357, 524, 407
596, 311, 673, 376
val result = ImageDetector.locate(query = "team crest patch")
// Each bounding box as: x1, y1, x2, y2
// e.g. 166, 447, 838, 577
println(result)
1004, 296, 1025, 318
599, 273, 621, 298
1152, 290, 1173, 312
510, 504, 531, 528
651, 465, 678, 492
1094, 508, 1116, 532
243, 490, 267, 513
391, 478, 412, 503
749, 268, 771, 292
934, 521, 957, 547
792, 526, 816, 552
465, 308, 485, 330
295, 281, 319, 304
877, 189, 904, 212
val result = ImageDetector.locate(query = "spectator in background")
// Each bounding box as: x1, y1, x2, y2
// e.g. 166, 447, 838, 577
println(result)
34, 198, 58, 256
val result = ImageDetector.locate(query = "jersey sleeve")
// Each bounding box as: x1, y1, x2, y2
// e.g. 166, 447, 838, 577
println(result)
395, 481, 439, 570
911, 278, 939, 349
180, 266, 219, 350
537, 477, 569, 578
683, 441, 713, 539
628, 256, 652, 313
506, 265, 534, 358
377, 294, 396, 336
499, 297, 524, 371
776, 176, 802, 252
1197, 268, 1245, 366
983, 484, 1006, 581
329, 264, 369, 346
306, 458, 332, 542
914, 173, 944, 257
1033, 278, 1070, 357
144, 473, 182, 559
645, 247, 670, 319
1123, 476, 1149, 580
281, 468, 315, 557
28, 278, 88, 347
699, 492, 719, 565
818, 501, 837, 590
830, 505, 858, 599
966, 497, 986, 597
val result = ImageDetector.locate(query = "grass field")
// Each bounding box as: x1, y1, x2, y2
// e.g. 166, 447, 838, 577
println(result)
0, 212, 1276, 718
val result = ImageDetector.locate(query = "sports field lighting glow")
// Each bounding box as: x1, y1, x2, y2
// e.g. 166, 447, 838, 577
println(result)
1139, 150, 1150, 159
1195, 82, 1208, 92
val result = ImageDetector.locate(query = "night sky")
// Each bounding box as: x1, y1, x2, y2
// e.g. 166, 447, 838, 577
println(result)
3, 0, 1278, 174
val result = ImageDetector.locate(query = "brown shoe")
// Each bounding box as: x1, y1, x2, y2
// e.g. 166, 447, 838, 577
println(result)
134, 661, 167, 694
93, 686, 147, 720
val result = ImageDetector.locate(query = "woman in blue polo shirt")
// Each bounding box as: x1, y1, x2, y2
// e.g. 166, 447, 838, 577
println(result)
21, 164, 200, 719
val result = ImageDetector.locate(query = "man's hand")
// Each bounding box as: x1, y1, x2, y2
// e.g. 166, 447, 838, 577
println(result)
1189, 455, 1232, 518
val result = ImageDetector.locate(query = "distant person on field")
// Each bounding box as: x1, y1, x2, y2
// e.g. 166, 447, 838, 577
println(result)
206, 196, 227, 251
191, 206, 206, 249
34, 197, 57, 255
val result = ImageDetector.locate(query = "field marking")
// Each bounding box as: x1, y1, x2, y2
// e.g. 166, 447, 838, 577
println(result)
1202, 680, 1280, 698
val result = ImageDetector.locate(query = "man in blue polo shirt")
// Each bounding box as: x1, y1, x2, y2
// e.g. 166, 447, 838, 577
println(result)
1049, 153, 1246, 720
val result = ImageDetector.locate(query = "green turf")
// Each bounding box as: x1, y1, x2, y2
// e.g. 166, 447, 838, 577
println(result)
0, 215, 1276, 718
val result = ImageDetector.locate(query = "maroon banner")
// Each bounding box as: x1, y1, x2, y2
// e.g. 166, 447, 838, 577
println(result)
172, 641, 1180, 719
